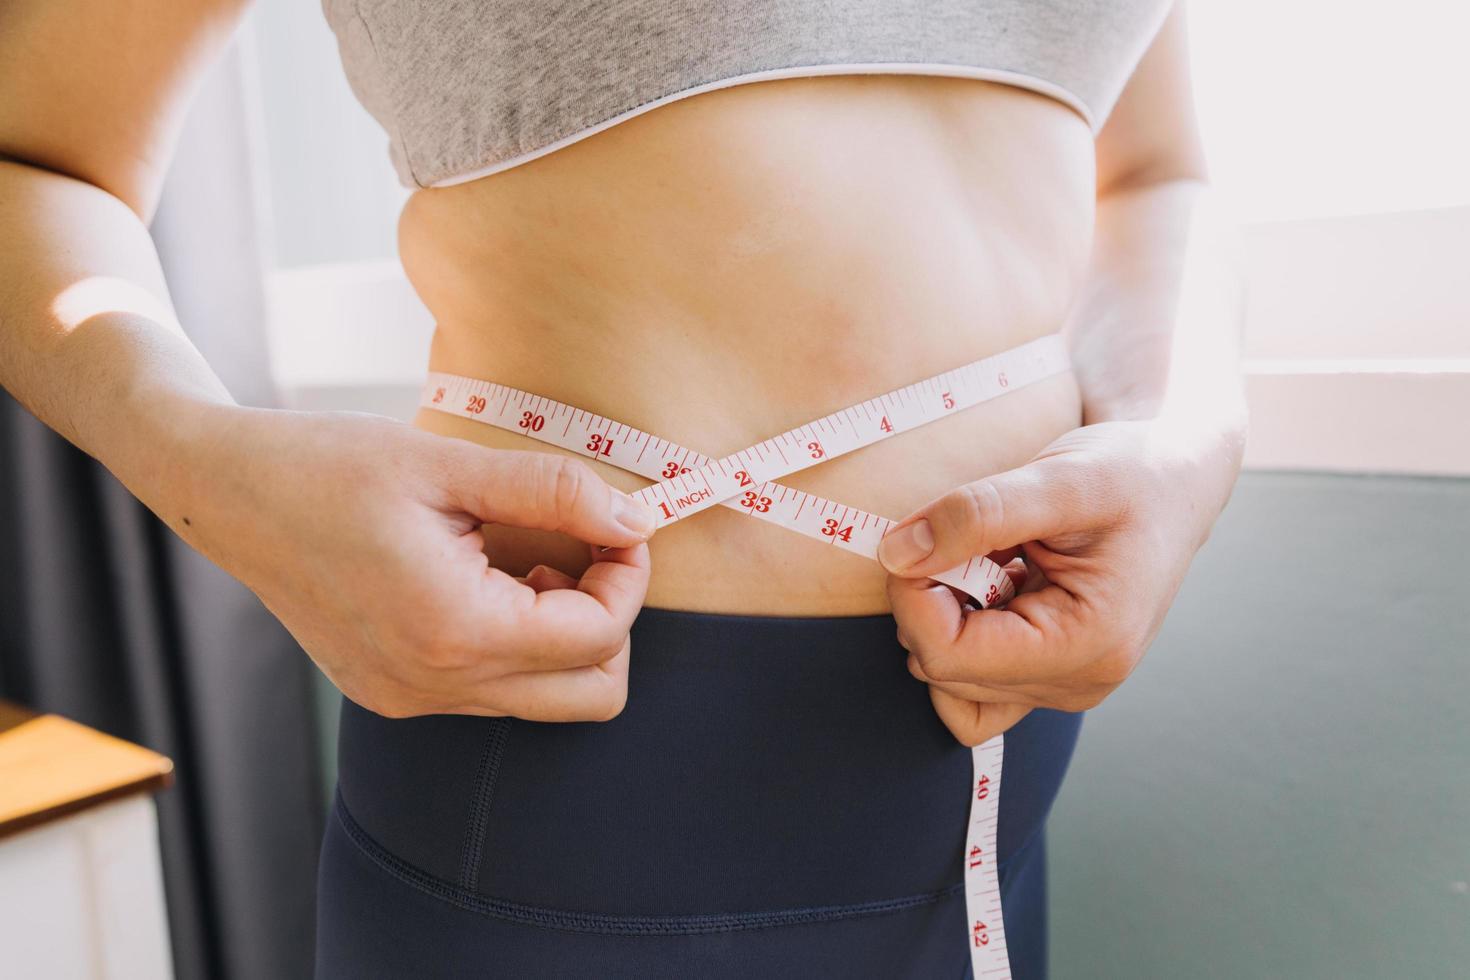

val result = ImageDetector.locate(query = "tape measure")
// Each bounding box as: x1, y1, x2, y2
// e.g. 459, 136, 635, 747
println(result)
422, 331, 1071, 977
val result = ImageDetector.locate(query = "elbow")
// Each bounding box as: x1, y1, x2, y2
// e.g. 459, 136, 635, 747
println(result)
1096, 156, 1211, 201
0, 143, 163, 226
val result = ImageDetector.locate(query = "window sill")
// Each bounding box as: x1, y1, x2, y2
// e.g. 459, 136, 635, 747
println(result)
1241, 360, 1468, 476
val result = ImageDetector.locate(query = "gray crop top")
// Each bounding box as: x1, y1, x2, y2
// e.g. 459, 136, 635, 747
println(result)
322, 0, 1172, 190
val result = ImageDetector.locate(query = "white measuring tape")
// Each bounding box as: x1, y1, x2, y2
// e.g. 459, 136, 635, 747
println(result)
422, 332, 1071, 977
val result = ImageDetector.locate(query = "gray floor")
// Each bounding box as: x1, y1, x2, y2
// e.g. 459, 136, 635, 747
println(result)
1048, 470, 1470, 978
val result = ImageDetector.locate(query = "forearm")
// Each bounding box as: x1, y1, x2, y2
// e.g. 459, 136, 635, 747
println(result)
1062, 177, 1250, 533
1066, 177, 1247, 426
0, 159, 237, 515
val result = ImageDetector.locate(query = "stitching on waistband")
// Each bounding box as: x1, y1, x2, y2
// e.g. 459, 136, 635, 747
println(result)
458, 717, 511, 891
335, 790, 966, 936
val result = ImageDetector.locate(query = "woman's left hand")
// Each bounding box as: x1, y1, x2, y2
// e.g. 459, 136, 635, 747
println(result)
879, 417, 1245, 746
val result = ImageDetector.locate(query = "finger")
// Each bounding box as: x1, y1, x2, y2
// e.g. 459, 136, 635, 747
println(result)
466, 545, 648, 672
523, 564, 579, 592
904, 653, 1034, 706
891, 574, 1034, 687
889, 574, 1072, 688
576, 542, 651, 630
891, 574, 964, 652
444, 447, 659, 548
475, 636, 633, 722
517, 543, 650, 660
929, 688, 1032, 747
1000, 557, 1028, 596
877, 454, 1111, 578
988, 546, 1024, 567
1019, 554, 1052, 593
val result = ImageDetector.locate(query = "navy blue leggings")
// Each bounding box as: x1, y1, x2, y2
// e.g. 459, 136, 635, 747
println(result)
317, 608, 1081, 978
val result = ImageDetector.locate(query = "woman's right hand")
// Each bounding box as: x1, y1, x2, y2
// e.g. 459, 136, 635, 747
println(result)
167, 405, 657, 722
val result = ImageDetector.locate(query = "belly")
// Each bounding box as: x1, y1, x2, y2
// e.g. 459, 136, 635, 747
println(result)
403, 74, 1095, 614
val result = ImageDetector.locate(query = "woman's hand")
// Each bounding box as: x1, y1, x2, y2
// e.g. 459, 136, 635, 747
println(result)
169, 405, 658, 722
879, 417, 1245, 745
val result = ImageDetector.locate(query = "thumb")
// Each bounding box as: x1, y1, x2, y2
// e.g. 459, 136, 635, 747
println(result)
878, 454, 1108, 579
443, 446, 658, 548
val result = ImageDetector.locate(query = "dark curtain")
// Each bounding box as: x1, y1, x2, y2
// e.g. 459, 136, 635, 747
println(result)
0, 41, 324, 980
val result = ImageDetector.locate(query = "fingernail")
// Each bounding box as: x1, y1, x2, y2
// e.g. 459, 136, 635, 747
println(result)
879, 519, 934, 572
612, 491, 657, 537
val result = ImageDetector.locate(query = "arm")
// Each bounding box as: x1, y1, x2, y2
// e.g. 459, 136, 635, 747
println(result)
880, 2, 1249, 744
1069, 0, 1248, 524
0, 0, 249, 504
1, 0, 657, 721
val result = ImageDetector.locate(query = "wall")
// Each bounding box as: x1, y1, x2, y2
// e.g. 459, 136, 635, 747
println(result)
1048, 470, 1470, 977
244, 0, 407, 268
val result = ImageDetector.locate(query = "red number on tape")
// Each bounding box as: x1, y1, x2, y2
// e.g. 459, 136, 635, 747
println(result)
741, 492, 772, 513
518, 411, 545, 432
821, 519, 853, 542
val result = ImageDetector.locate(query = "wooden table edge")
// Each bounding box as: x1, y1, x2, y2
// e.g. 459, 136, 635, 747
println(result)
0, 767, 174, 841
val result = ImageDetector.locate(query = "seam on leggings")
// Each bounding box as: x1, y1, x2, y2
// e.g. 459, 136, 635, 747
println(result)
335, 790, 965, 936
458, 717, 510, 891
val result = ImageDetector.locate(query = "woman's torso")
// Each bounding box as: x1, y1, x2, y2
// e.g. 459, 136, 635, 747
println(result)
324, 52, 1100, 980
405, 74, 1094, 615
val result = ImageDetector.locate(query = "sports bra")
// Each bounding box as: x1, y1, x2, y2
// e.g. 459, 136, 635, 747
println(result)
322, 0, 1172, 190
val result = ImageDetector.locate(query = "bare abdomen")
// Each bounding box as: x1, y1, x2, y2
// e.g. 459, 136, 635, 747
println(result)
402, 73, 1095, 615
